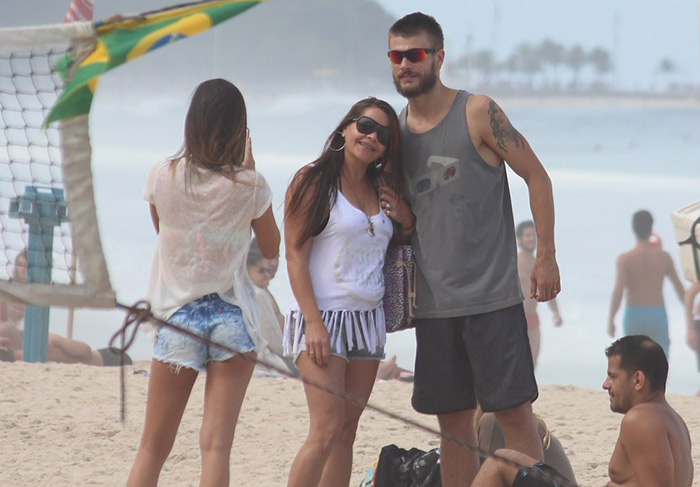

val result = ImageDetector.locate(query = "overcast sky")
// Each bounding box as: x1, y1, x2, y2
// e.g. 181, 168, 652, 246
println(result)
377, 0, 700, 90
2, 0, 699, 90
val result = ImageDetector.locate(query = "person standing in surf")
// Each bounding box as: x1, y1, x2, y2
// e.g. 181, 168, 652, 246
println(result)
283, 97, 414, 487
127, 78, 280, 487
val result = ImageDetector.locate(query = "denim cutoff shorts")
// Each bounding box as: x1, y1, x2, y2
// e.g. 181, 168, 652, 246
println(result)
153, 293, 255, 372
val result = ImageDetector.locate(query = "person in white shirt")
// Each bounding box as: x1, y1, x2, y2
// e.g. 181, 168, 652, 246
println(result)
127, 78, 280, 487
283, 97, 415, 487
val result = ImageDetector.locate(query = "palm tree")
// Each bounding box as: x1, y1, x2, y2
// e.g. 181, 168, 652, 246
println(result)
536, 39, 565, 89
471, 49, 496, 85
588, 47, 613, 91
565, 44, 586, 89
657, 58, 676, 91
509, 42, 542, 89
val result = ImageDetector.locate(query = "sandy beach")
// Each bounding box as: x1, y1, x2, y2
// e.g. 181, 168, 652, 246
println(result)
1, 360, 698, 487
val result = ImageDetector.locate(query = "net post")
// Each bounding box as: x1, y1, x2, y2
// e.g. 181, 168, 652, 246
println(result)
9, 186, 68, 362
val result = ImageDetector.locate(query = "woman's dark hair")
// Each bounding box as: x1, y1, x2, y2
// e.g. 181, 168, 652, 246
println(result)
170, 78, 247, 183
246, 238, 264, 268
285, 97, 404, 248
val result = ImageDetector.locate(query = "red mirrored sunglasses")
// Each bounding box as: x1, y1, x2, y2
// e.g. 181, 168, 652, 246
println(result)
387, 48, 437, 64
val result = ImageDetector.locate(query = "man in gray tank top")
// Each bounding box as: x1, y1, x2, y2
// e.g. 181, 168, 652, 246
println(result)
387, 12, 561, 487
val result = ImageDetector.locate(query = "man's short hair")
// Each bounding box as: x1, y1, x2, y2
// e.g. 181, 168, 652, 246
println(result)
516, 220, 535, 238
389, 12, 444, 50
605, 335, 668, 392
632, 210, 653, 240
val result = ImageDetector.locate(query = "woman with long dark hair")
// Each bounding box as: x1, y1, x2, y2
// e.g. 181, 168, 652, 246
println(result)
284, 97, 415, 487
127, 78, 280, 487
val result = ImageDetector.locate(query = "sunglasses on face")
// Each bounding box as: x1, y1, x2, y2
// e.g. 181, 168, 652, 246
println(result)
387, 48, 437, 64
352, 116, 390, 146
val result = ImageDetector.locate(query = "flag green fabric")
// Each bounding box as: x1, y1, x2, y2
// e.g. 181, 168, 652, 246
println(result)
47, 0, 262, 124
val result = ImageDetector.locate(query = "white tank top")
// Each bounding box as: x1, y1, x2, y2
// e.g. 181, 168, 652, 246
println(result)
292, 190, 393, 311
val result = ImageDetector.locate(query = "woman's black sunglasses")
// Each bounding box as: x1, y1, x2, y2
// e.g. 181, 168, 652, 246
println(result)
352, 116, 390, 146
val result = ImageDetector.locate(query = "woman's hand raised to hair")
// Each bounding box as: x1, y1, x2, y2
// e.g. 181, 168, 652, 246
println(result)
242, 129, 255, 170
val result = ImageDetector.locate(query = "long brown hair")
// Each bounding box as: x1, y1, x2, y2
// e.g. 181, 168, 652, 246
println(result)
169, 78, 247, 183
285, 97, 404, 248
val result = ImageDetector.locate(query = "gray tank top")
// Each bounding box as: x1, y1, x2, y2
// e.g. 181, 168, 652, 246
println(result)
400, 90, 523, 318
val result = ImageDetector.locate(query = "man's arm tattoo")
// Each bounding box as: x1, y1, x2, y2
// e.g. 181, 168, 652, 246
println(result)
488, 100, 525, 152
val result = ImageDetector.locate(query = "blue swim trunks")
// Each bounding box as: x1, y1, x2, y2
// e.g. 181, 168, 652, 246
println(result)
623, 306, 669, 357
153, 293, 255, 372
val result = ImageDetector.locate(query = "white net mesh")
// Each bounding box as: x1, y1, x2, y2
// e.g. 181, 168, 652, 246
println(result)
0, 48, 74, 284
0, 23, 115, 308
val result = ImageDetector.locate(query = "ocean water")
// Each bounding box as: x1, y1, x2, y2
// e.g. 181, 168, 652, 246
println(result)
46, 88, 700, 396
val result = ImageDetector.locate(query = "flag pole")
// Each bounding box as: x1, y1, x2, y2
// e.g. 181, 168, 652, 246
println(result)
63, 0, 93, 339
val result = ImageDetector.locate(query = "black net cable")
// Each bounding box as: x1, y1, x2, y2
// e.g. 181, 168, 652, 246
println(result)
111, 300, 578, 487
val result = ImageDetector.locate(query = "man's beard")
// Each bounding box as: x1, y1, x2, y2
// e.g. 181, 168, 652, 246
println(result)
393, 63, 438, 98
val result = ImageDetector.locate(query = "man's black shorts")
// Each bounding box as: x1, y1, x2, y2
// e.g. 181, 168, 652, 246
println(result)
411, 303, 538, 414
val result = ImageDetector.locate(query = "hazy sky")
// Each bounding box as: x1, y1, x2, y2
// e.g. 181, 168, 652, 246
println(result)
3, 1, 699, 90
377, 0, 700, 90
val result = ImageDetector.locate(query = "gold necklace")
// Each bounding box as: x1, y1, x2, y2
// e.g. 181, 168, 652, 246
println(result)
343, 177, 375, 237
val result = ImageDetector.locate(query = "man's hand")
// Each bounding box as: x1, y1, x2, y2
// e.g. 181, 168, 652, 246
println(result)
687, 324, 698, 350
552, 312, 563, 327
608, 321, 616, 338
530, 254, 560, 302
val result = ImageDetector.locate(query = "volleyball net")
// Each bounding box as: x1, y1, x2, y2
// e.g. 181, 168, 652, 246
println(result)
0, 21, 115, 309
0, 1, 263, 311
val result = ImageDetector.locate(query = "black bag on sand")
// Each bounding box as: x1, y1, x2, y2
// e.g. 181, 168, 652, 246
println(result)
373, 444, 441, 487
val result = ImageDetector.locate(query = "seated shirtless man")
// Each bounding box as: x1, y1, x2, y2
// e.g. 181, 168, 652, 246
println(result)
471, 335, 693, 487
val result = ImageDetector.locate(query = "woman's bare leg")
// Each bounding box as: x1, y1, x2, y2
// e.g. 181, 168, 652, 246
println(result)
127, 360, 198, 487
199, 353, 255, 487
317, 359, 379, 487
287, 355, 347, 487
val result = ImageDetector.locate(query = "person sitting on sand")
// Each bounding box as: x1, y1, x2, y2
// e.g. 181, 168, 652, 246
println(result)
375, 354, 414, 382
247, 238, 297, 376
474, 405, 575, 485
0, 250, 131, 366
471, 335, 693, 487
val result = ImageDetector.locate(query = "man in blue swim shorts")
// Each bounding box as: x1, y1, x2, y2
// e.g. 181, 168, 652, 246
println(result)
607, 210, 685, 357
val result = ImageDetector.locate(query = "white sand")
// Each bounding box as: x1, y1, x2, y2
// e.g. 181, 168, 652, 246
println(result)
1, 360, 698, 486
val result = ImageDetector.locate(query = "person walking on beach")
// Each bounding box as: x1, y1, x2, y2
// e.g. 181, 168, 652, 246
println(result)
516, 220, 563, 368
387, 12, 560, 487
607, 210, 684, 357
283, 97, 414, 487
471, 335, 694, 487
127, 78, 280, 487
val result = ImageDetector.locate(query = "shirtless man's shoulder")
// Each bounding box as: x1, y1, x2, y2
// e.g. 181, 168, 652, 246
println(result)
608, 402, 692, 487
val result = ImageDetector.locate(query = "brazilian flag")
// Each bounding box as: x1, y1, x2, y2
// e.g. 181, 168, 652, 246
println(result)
47, 0, 263, 124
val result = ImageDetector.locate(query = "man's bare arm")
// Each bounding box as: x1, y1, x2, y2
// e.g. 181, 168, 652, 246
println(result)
608, 255, 626, 337
664, 252, 685, 304
547, 299, 563, 326
472, 96, 560, 302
